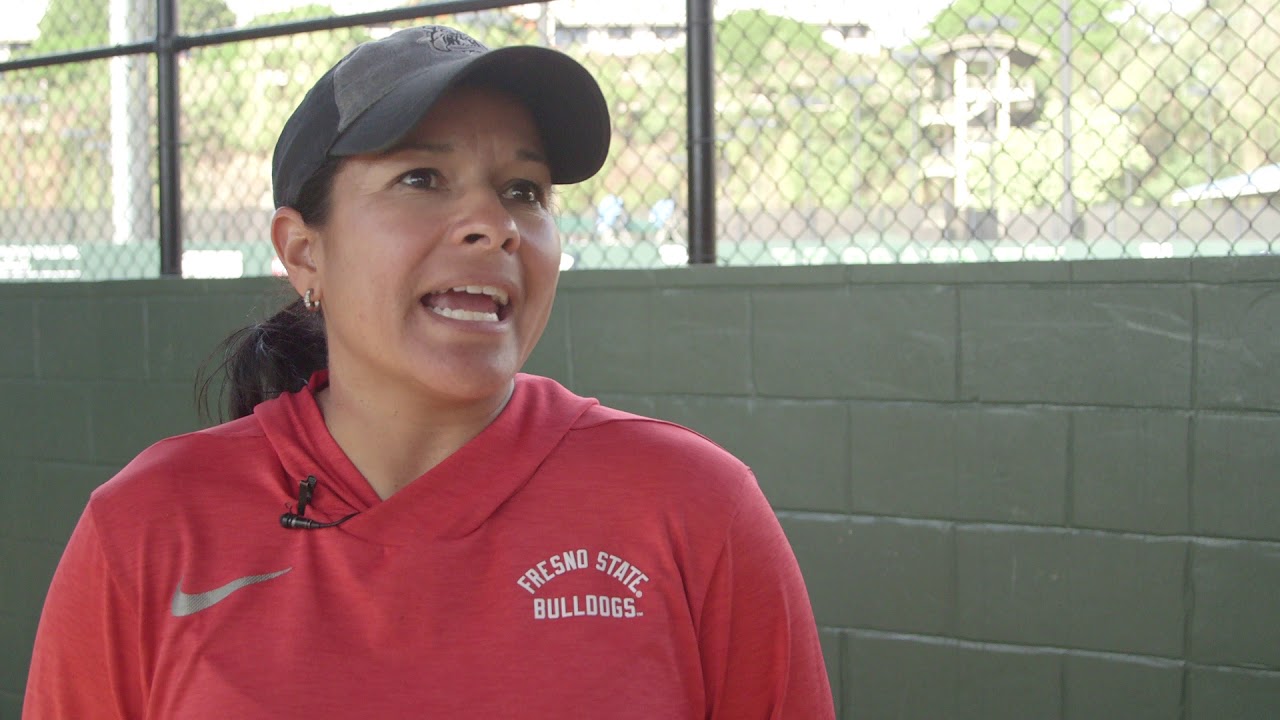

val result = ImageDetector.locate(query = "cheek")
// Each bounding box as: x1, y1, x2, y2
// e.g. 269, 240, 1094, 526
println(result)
520, 216, 561, 260
526, 237, 562, 297
328, 214, 421, 270
520, 224, 561, 319
319, 238, 413, 318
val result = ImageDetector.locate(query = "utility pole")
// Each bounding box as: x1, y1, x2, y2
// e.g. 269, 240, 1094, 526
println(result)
109, 0, 154, 247
1058, 0, 1079, 240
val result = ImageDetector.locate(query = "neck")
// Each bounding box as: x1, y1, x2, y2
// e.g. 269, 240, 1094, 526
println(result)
316, 372, 514, 500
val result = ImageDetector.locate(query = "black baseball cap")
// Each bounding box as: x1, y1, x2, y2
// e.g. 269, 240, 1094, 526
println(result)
271, 25, 612, 209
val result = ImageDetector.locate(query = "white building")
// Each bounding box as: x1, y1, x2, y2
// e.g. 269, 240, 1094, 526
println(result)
1, 2, 42, 61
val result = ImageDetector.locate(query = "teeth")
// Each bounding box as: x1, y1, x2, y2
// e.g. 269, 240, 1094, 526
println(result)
430, 306, 500, 322
433, 285, 509, 306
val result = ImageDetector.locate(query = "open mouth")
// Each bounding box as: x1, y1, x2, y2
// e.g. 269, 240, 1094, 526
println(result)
422, 285, 511, 323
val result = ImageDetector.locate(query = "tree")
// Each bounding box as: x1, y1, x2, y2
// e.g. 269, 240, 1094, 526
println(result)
712, 10, 884, 211
20, 0, 110, 92
552, 46, 687, 221
183, 4, 364, 153
716, 9, 834, 82
924, 0, 1127, 60
182, 0, 237, 34
1126, 0, 1280, 195
24, 0, 236, 55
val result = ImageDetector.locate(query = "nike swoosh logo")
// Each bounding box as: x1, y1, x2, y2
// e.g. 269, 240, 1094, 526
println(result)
171, 568, 292, 617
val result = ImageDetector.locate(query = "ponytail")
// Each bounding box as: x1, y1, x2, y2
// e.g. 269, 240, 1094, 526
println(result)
197, 156, 342, 422
198, 298, 327, 422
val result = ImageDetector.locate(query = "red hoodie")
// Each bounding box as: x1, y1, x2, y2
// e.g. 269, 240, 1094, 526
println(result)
24, 372, 834, 719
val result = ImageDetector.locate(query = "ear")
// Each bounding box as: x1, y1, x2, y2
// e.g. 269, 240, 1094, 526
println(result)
271, 207, 321, 299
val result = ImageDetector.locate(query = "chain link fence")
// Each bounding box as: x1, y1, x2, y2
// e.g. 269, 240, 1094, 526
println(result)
1, 0, 1276, 279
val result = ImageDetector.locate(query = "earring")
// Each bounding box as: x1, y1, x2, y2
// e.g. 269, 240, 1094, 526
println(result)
303, 289, 321, 312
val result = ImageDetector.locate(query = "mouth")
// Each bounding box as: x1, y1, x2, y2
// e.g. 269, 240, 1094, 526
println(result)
422, 285, 512, 323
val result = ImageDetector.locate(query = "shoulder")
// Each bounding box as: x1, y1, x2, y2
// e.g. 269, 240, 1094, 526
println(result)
559, 400, 756, 507
106, 413, 266, 479
89, 413, 271, 510
578, 403, 742, 464
515, 375, 748, 478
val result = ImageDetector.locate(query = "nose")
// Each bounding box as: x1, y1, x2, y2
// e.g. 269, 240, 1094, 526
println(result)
455, 190, 520, 254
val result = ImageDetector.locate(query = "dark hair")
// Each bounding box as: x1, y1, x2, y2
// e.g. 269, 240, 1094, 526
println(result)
197, 157, 342, 422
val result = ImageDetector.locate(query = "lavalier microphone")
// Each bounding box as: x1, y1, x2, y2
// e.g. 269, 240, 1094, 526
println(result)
280, 475, 357, 530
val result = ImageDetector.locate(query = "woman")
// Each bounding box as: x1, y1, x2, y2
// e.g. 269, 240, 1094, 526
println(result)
24, 25, 834, 719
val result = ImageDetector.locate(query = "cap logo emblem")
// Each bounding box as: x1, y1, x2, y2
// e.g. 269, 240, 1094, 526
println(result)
415, 26, 487, 55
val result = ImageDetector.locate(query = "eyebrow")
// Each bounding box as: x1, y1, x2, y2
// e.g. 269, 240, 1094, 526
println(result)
395, 141, 549, 166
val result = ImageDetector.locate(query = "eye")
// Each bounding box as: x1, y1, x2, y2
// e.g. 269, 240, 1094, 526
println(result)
398, 168, 443, 190
503, 179, 548, 207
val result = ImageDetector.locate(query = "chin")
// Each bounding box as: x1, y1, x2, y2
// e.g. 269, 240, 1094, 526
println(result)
416, 356, 521, 404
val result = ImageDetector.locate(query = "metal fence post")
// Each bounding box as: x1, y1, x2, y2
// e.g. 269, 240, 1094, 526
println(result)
686, 0, 716, 264
157, 0, 182, 276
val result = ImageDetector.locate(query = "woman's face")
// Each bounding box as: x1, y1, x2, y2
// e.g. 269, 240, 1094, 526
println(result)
307, 86, 560, 406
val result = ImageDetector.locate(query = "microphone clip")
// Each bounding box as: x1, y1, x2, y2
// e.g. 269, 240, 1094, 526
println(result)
280, 475, 356, 530
295, 475, 317, 517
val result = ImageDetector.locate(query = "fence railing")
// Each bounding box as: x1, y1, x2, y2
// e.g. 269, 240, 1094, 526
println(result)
2, 0, 1277, 280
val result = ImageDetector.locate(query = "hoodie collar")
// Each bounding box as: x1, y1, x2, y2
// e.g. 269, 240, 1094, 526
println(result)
255, 371, 597, 544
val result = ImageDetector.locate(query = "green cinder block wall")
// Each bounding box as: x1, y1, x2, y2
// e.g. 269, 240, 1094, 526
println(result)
3, 257, 1279, 719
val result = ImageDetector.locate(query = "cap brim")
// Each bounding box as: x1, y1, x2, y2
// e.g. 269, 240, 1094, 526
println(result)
329, 46, 610, 185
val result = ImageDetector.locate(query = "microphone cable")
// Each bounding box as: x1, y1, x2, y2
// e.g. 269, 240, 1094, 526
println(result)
280, 475, 359, 530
